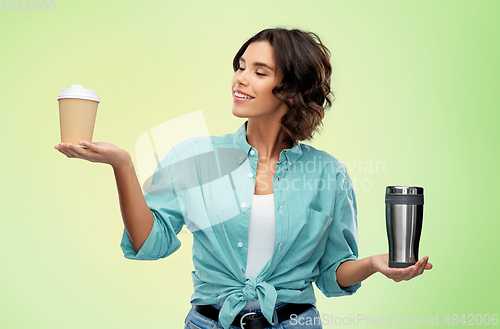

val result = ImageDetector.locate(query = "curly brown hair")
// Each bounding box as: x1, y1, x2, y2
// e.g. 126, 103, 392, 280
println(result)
233, 27, 334, 145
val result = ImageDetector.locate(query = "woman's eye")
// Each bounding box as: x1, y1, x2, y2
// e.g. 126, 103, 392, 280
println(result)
237, 67, 265, 76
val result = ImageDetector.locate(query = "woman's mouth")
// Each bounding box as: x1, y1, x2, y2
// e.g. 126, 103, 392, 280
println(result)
234, 91, 254, 99
234, 91, 255, 103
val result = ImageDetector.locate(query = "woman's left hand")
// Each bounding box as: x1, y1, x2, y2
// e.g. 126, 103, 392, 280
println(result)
371, 254, 433, 282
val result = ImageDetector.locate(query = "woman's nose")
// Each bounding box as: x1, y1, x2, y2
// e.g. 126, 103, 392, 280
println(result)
235, 71, 248, 86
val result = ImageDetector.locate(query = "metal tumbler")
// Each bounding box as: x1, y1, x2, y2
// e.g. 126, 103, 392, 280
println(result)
385, 186, 424, 268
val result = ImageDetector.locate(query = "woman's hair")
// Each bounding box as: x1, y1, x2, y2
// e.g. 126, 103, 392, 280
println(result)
233, 27, 334, 144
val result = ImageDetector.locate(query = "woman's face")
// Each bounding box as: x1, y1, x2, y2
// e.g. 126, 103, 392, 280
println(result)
231, 41, 289, 120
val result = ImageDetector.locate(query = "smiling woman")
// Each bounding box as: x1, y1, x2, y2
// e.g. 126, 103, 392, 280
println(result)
231, 41, 289, 125
232, 28, 334, 144
54, 27, 431, 329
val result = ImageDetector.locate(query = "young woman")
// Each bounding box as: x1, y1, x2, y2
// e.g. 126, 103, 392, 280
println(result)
55, 28, 432, 329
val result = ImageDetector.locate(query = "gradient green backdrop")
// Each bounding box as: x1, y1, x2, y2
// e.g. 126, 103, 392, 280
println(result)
1, 0, 499, 328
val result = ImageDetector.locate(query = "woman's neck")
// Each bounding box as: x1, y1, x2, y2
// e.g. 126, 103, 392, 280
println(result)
246, 118, 293, 161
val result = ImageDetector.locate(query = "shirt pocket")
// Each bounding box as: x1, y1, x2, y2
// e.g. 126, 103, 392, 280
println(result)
289, 207, 334, 263
308, 207, 334, 232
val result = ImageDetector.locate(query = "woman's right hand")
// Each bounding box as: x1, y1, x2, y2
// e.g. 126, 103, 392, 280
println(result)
54, 141, 132, 170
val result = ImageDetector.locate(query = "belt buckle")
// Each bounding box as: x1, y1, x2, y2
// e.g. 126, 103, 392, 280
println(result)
240, 311, 258, 329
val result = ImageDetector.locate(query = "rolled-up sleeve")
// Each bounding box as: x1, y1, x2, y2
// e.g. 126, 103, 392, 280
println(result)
120, 150, 185, 261
315, 163, 360, 296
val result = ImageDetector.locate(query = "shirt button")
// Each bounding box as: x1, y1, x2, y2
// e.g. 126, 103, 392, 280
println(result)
241, 202, 247, 208
289, 162, 291, 166
280, 206, 283, 213
238, 242, 243, 248
279, 243, 282, 250
250, 150, 255, 155
248, 173, 254, 178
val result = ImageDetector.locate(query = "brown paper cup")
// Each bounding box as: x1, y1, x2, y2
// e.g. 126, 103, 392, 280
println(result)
58, 98, 99, 144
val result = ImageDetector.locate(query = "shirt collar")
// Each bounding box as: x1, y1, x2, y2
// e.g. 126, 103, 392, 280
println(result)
233, 120, 303, 166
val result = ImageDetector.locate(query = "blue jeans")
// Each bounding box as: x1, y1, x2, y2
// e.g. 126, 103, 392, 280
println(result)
184, 303, 323, 329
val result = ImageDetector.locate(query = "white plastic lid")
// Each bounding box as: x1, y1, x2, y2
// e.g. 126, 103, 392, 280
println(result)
57, 85, 100, 103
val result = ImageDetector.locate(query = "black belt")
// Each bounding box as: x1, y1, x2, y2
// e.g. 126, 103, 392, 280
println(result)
193, 303, 313, 328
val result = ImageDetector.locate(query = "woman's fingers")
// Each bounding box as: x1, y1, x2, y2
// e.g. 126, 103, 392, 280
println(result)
397, 257, 430, 281
418, 256, 431, 274
65, 146, 82, 158
55, 141, 128, 167
79, 140, 99, 152
416, 258, 427, 276
411, 256, 428, 277
380, 258, 423, 281
390, 270, 413, 282
70, 143, 103, 162
55, 143, 78, 158
384, 266, 415, 280
56, 143, 94, 160
374, 254, 432, 282
389, 268, 416, 282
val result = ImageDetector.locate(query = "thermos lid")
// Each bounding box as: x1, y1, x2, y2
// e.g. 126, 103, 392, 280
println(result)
386, 186, 424, 195
385, 186, 424, 205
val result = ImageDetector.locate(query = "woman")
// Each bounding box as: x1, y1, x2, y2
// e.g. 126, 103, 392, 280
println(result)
55, 28, 432, 329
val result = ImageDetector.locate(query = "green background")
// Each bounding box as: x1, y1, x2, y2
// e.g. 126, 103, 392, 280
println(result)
1, 0, 499, 327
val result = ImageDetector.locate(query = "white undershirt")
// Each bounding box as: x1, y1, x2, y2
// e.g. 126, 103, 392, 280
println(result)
245, 193, 276, 278
213, 193, 276, 310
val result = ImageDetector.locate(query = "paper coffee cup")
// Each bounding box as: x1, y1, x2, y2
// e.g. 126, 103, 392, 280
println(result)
58, 85, 100, 145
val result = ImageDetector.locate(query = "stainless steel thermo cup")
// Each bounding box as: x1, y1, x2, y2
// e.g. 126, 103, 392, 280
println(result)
385, 186, 424, 268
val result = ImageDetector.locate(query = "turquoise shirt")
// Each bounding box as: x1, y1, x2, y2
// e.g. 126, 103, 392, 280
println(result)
120, 121, 360, 329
